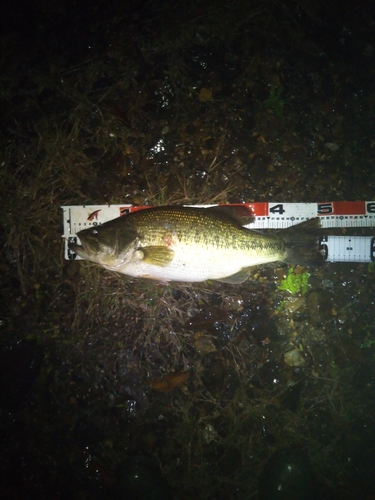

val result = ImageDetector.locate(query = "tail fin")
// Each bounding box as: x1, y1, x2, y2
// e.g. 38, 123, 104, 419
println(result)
282, 218, 324, 266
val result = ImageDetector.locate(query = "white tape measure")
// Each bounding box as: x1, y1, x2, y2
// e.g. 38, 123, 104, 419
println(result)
62, 202, 375, 263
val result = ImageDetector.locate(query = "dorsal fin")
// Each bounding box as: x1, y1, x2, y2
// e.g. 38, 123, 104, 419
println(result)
206, 205, 254, 226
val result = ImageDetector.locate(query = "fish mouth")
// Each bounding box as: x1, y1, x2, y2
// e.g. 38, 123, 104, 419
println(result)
68, 240, 89, 258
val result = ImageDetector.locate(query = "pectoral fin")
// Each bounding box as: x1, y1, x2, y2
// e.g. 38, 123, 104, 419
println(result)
140, 246, 174, 266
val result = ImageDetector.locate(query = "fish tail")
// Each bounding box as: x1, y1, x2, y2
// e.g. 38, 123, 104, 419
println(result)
282, 218, 324, 265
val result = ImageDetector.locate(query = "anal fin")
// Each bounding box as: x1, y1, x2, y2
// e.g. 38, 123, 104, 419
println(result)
215, 268, 252, 284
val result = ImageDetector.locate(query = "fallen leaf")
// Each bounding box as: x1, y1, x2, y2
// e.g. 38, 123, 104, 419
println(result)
324, 142, 339, 151
150, 371, 190, 393
194, 336, 217, 355
198, 88, 212, 102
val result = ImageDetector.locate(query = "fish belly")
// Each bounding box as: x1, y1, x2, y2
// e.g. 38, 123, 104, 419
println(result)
116, 244, 279, 282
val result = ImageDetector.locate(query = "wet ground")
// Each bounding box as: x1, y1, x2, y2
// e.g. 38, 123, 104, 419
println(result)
1, 0, 375, 498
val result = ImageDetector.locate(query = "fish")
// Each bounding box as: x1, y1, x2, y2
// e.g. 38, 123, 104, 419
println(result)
68, 206, 324, 284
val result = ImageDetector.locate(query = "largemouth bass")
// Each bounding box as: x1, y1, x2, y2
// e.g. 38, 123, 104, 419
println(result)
69, 206, 323, 284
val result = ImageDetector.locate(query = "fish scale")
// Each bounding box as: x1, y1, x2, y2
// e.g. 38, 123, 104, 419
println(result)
134, 208, 283, 259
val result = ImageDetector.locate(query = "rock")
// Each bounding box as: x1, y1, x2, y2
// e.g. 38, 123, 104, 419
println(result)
284, 349, 306, 367
306, 290, 334, 326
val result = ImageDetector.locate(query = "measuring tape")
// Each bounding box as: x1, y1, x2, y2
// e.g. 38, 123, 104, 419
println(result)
62, 201, 375, 263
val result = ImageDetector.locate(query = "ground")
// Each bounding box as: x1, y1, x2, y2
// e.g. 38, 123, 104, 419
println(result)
0, 0, 375, 498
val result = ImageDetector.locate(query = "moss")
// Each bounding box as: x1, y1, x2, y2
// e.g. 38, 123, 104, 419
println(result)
278, 267, 310, 295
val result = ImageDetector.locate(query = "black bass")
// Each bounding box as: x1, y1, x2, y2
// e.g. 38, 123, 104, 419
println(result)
69, 206, 323, 284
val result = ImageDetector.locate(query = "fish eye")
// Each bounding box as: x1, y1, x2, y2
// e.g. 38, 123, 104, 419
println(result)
92, 228, 98, 235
